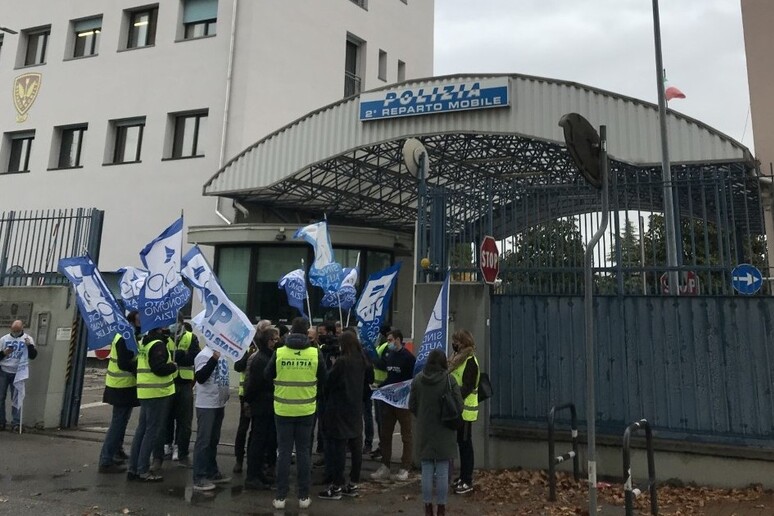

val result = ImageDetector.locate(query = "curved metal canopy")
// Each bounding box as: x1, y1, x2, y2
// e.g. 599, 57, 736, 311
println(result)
203, 73, 757, 236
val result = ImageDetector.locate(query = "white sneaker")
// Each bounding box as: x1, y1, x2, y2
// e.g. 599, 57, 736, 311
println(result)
391, 468, 409, 481
298, 497, 311, 509
370, 464, 390, 481
272, 498, 286, 509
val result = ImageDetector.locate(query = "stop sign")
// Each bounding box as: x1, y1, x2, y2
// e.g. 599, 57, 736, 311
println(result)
94, 346, 110, 360
480, 235, 499, 284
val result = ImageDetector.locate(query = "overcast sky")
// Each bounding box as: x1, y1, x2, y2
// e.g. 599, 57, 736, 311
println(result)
434, 0, 753, 150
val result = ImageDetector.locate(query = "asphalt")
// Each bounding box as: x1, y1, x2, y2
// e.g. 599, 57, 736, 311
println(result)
0, 367, 421, 516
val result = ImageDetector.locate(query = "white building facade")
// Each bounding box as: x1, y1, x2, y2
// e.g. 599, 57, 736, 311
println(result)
0, 0, 434, 271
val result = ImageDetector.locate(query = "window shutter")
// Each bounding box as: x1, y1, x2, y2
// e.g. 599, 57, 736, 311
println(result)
183, 0, 218, 23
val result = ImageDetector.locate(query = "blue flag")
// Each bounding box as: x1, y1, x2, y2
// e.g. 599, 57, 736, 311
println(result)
117, 266, 148, 311
293, 221, 344, 291
413, 271, 451, 375
321, 267, 358, 310
371, 379, 412, 409
181, 246, 255, 361
138, 217, 191, 332
279, 269, 308, 318
354, 262, 402, 357
59, 255, 137, 353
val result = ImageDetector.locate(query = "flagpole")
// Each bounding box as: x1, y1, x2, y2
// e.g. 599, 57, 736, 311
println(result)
301, 259, 313, 321
336, 291, 343, 326
345, 251, 360, 330
444, 268, 451, 356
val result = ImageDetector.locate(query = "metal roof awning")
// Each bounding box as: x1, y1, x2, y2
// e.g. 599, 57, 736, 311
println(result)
204, 73, 757, 236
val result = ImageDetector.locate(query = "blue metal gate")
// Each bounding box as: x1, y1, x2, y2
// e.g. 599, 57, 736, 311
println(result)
490, 294, 774, 446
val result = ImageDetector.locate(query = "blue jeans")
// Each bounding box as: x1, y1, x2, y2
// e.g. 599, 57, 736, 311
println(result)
128, 396, 171, 475
193, 407, 225, 482
0, 370, 19, 426
99, 405, 133, 467
422, 459, 450, 505
275, 414, 314, 500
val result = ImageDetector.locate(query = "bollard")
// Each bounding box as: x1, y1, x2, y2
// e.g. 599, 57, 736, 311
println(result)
623, 418, 658, 516
547, 402, 580, 501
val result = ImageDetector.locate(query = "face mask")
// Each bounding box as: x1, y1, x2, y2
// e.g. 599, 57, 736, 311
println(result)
388, 342, 398, 351
168, 324, 179, 334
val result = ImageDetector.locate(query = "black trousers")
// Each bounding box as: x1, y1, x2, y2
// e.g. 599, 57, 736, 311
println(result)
246, 412, 276, 482
457, 421, 474, 484
327, 435, 363, 487
234, 396, 251, 461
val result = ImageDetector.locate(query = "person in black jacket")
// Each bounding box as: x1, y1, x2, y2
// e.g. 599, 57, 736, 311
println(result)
244, 327, 279, 490
98, 311, 140, 473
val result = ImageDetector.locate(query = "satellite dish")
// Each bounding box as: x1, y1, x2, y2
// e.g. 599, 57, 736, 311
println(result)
558, 113, 602, 189
402, 138, 427, 177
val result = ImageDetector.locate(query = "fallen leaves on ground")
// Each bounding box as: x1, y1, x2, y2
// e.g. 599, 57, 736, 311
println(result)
471, 468, 773, 515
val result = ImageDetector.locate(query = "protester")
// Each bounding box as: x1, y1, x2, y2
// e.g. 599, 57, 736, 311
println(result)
127, 326, 177, 482
0, 320, 37, 432
192, 345, 232, 491
318, 331, 372, 500
158, 320, 199, 469
368, 323, 391, 459
449, 329, 480, 495
233, 320, 269, 473
410, 349, 462, 516
98, 311, 140, 473
243, 327, 279, 490
265, 317, 327, 510
371, 329, 415, 482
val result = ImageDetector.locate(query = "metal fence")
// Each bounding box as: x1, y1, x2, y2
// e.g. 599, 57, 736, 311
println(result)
0, 208, 104, 286
423, 158, 770, 297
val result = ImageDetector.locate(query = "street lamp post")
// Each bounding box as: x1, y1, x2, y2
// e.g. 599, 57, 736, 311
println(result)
652, 0, 681, 293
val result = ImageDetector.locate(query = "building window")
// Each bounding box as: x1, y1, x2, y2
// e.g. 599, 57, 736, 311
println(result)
378, 50, 387, 81
171, 111, 207, 158
398, 60, 406, 82
127, 7, 158, 49
24, 27, 50, 66
111, 118, 145, 164
345, 37, 363, 97
349, 0, 367, 8
183, 0, 218, 39
73, 17, 101, 57
6, 131, 35, 173
57, 126, 87, 168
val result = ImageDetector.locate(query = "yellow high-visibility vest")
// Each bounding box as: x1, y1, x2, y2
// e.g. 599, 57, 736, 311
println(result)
105, 333, 136, 389
273, 346, 318, 417
136, 339, 175, 399
451, 355, 480, 422
176, 332, 195, 381
373, 341, 389, 385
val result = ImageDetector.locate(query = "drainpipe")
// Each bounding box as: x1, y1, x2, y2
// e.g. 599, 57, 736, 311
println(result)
215, 0, 239, 225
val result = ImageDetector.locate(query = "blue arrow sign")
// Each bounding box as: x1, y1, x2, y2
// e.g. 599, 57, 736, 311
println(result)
731, 264, 763, 295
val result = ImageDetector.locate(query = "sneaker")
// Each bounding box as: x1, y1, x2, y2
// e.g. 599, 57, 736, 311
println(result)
98, 463, 127, 474
299, 497, 311, 509
318, 485, 342, 500
126, 471, 139, 482
244, 478, 270, 490
370, 464, 390, 481
272, 498, 286, 509
210, 472, 231, 484
176, 456, 192, 468
362, 443, 373, 455
193, 480, 216, 492
163, 444, 173, 460
172, 445, 179, 461
342, 483, 359, 497
149, 459, 163, 472
451, 477, 461, 488
115, 449, 129, 461
138, 472, 163, 483
370, 449, 383, 461
454, 481, 473, 495
391, 468, 409, 482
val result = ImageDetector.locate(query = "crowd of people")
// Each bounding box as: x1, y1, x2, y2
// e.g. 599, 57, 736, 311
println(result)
83, 313, 482, 514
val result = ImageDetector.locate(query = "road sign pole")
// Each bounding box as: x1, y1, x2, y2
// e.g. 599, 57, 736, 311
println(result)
585, 126, 609, 515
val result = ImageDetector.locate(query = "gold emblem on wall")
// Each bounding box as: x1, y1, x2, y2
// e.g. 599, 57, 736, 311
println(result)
13, 73, 42, 123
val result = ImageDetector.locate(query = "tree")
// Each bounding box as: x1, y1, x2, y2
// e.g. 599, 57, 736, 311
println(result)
500, 218, 585, 294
